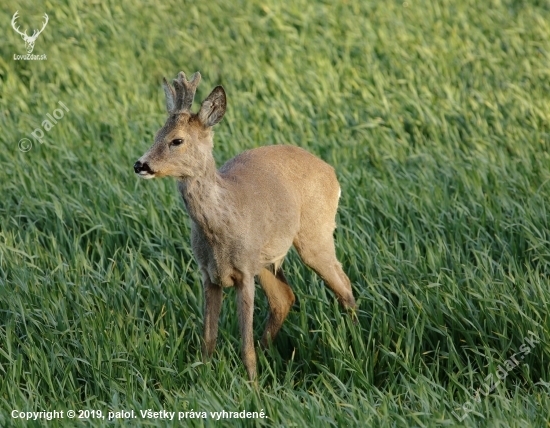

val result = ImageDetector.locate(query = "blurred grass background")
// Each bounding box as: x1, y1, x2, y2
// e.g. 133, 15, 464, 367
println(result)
1, 0, 550, 426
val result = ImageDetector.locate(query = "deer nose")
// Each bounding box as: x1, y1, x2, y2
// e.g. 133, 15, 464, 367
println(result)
134, 160, 153, 174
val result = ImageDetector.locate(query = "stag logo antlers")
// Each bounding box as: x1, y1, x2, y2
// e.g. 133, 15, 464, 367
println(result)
11, 10, 49, 54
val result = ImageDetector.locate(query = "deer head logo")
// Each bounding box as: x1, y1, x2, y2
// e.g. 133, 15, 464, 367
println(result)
11, 11, 49, 54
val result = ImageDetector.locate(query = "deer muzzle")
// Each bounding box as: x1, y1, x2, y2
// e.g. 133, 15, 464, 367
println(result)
134, 160, 155, 178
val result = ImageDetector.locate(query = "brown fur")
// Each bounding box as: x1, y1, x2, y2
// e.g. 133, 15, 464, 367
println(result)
135, 72, 356, 381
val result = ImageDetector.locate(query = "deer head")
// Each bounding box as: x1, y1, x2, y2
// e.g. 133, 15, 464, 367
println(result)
11, 11, 49, 54
134, 72, 226, 179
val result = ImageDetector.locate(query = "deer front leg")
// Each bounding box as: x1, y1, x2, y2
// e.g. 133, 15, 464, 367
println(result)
202, 272, 223, 359
236, 274, 256, 381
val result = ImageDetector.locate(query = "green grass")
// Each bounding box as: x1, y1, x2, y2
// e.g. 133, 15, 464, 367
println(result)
1, 0, 550, 426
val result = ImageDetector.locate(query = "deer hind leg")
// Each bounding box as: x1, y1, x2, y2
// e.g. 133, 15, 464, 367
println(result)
258, 267, 296, 348
294, 231, 356, 310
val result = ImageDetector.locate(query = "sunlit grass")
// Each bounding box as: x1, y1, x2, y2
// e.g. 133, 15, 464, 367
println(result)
1, 0, 549, 426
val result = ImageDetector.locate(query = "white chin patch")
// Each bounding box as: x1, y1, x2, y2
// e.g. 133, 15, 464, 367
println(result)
138, 171, 155, 179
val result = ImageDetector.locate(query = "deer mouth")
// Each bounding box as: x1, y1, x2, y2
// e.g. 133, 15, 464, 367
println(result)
138, 171, 155, 179
134, 160, 156, 178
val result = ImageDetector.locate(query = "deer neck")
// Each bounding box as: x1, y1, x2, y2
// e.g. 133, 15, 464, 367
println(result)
177, 156, 233, 235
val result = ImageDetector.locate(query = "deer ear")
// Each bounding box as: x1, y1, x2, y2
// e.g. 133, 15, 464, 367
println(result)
198, 86, 226, 127
162, 77, 176, 113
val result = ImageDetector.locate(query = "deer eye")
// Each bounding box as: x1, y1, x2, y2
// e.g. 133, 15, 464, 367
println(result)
170, 138, 184, 147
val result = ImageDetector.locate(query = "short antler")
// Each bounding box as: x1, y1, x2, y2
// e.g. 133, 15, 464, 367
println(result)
162, 72, 201, 114
162, 77, 176, 112
170, 72, 201, 113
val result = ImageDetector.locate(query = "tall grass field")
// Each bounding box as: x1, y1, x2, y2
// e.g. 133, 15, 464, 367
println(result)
1, 0, 549, 426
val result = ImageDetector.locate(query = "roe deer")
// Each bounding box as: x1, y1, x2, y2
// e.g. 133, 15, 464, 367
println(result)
134, 71, 356, 381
